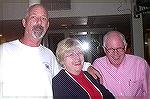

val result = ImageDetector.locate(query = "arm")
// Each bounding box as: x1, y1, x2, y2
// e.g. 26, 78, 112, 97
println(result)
87, 66, 103, 84
148, 67, 150, 99
52, 77, 66, 99
82, 62, 103, 84
142, 61, 150, 96
146, 63, 150, 96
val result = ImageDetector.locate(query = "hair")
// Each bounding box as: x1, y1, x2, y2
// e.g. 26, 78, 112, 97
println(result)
25, 4, 48, 19
56, 38, 82, 66
103, 31, 127, 47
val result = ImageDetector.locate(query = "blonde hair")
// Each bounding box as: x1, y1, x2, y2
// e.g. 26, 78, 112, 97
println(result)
56, 38, 82, 66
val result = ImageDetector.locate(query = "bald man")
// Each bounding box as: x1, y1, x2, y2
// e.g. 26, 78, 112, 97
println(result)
93, 31, 150, 97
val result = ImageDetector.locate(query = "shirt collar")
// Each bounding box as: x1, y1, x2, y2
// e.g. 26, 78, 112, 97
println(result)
106, 54, 126, 70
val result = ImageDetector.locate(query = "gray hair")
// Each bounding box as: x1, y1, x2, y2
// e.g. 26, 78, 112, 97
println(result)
24, 4, 48, 19
103, 31, 127, 47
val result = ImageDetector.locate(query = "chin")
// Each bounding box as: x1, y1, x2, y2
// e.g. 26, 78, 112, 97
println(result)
111, 61, 121, 66
114, 62, 122, 66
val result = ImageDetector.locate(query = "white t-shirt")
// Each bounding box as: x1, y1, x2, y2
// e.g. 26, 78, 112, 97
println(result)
0, 40, 60, 99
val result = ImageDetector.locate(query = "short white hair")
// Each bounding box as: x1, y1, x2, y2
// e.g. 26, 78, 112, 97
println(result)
103, 31, 127, 47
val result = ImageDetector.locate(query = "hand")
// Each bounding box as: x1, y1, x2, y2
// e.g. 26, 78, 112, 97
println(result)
87, 66, 103, 84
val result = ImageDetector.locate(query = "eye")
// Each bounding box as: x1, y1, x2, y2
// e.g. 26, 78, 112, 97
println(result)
117, 47, 124, 52
30, 15, 37, 19
77, 52, 83, 55
65, 53, 73, 57
41, 16, 48, 21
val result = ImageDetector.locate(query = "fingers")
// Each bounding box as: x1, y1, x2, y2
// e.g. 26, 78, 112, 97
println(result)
87, 66, 103, 83
87, 66, 97, 79
93, 67, 103, 84
92, 73, 98, 79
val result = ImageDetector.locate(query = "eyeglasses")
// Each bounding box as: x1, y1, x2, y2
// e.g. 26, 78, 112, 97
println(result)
65, 51, 83, 58
104, 47, 125, 53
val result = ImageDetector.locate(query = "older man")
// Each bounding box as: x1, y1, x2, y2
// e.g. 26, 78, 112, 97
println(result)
92, 31, 150, 97
0, 4, 56, 98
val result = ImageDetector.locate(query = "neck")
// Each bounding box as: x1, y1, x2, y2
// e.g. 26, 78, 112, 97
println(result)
65, 69, 81, 76
20, 37, 41, 47
113, 64, 120, 68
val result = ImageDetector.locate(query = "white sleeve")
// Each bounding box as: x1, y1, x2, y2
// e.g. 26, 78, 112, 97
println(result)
82, 62, 91, 71
52, 57, 61, 78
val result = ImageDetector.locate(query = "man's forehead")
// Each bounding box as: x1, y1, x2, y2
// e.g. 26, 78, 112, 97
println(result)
29, 5, 47, 15
106, 41, 124, 48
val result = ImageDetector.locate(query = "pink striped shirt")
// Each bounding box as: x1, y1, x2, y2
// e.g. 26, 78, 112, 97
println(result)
93, 54, 150, 96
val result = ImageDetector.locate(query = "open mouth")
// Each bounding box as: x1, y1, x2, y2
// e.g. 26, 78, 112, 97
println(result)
32, 25, 44, 32
74, 62, 82, 66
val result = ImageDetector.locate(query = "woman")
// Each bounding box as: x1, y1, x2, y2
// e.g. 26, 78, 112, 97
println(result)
52, 38, 115, 99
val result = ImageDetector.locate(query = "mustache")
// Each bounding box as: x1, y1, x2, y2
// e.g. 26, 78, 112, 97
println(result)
32, 25, 44, 31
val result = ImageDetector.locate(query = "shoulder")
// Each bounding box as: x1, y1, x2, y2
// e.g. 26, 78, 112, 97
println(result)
84, 71, 101, 84
93, 56, 106, 62
40, 45, 56, 58
52, 70, 70, 87
92, 56, 107, 66
0, 40, 19, 52
126, 54, 147, 63
125, 54, 149, 70
84, 71, 98, 83
53, 70, 65, 80
40, 45, 53, 54
1, 40, 18, 47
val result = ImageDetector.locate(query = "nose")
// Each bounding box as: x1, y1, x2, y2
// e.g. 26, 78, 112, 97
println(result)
113, 49, 119, 52
36, 17, 42, 25
74, 53, 79, 57
73, 52, 81, 59
113, 50, 120, 55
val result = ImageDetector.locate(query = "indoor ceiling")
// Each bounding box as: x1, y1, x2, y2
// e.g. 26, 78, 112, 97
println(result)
48, 13, 150, 33
49, 14, 131, 30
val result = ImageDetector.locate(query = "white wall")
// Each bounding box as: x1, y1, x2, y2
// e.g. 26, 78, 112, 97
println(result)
1, 0, 131, 20
49, 2, 131, 18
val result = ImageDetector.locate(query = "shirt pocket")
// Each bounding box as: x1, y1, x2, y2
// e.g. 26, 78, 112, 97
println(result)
128, 79, 144, 96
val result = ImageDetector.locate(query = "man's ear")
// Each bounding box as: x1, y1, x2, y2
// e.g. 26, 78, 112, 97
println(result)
124, 43, 128, 52
46, 21, 49, 30
102, 46, 107, 53
22, 19, 26, 28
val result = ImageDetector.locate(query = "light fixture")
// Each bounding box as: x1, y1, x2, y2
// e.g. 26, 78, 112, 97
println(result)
82, 42, 89, 51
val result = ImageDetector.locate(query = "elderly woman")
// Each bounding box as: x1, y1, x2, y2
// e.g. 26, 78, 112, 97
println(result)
52, 38, 115, 99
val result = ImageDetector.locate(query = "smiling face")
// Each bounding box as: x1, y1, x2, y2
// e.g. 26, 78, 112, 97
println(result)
63, 47, 84, 75
103, 31, 127, 67
22, 4, 49, 40
56, 38, 84, 75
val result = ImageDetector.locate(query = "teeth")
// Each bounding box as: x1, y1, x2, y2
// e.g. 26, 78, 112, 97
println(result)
33, 25, 44, 32
75, 63, 81, 65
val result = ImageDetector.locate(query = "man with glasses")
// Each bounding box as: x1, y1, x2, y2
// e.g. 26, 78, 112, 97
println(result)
92, 31, 150, 97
